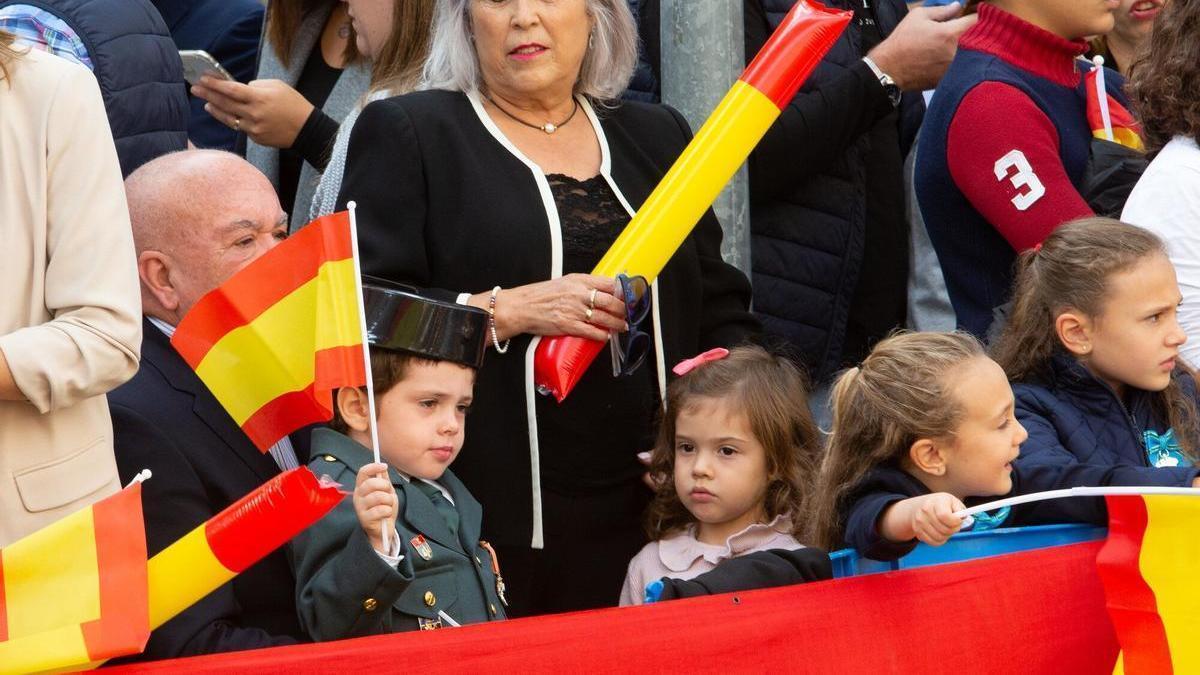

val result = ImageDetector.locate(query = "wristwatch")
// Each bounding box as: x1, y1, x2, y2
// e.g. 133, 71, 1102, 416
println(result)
862, 56, 902, 108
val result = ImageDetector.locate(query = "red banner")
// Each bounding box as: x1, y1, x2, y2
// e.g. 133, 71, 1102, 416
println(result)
110, 541, 1117, 674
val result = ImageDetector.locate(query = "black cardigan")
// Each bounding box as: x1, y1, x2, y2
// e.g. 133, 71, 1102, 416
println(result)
336, 89, 759, 547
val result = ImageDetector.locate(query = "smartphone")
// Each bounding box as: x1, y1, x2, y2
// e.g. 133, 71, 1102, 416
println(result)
180, 50, 233, 85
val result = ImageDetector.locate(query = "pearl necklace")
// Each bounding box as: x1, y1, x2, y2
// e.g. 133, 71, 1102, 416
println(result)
485, 95, 579, 134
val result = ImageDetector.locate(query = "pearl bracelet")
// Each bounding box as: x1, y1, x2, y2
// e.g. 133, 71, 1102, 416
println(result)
488, 286, 510, 354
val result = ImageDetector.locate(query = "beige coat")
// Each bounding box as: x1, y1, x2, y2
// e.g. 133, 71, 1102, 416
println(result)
0, 49, 141, 546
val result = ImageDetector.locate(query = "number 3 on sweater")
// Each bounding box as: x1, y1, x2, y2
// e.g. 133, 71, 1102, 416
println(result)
993, 149, 1046, 211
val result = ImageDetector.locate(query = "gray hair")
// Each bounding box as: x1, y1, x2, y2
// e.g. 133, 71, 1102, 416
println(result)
421, 0, 638, 101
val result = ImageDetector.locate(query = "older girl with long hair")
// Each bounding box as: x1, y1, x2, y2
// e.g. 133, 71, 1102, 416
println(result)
993, 218, 1200, 491
619, 346, 818, 605
1121, 0, 1200, 366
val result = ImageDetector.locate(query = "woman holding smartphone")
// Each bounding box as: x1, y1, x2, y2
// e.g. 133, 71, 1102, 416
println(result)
192, 0, 370, 223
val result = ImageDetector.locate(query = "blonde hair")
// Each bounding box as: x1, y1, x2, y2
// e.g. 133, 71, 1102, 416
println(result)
992, 217, 1199, 460
645, 345, 820, 541
809, 331, 985, 551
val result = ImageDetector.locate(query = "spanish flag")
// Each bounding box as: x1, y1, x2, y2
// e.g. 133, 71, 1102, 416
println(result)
172, 211, 366, 451
0, 485, 147, 674
1086, 68, 1145, 152
1097, 494, 1200, 674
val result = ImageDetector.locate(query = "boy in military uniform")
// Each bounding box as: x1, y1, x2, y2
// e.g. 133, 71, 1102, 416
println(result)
292, 282, 507, 640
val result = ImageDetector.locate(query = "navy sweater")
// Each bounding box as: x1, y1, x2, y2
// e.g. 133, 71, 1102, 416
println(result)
916, 5, 1122, 338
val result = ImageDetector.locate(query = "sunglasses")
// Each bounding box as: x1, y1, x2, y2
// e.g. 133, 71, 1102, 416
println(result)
609, 274, 652, 377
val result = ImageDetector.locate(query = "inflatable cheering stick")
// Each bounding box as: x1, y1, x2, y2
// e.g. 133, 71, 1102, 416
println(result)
534, 0, 853, 402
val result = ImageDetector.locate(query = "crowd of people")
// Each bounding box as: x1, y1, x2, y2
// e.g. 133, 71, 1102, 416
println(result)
3, 0, 1199, 663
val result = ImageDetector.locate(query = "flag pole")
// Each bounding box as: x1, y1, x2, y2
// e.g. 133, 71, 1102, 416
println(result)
346, 201, 388, 552
956, 485, 1200, 519
1093, 56, 1115, 142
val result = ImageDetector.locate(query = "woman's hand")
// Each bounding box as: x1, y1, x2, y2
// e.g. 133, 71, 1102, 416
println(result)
191, 76, 315, 148
879, 492, 966, 547
471, 274, 627, 343
353, 463, 398, 555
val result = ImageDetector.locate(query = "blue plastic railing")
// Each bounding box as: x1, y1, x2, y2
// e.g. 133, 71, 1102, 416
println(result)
828, 523, 1107, 578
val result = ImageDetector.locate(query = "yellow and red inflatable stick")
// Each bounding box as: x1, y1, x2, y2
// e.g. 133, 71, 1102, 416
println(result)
534, 0, 852, 401
147, 467, 342, 631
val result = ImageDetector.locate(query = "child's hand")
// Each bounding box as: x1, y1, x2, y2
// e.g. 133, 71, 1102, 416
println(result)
353, 463, 398, 554
880, 493, 967, 547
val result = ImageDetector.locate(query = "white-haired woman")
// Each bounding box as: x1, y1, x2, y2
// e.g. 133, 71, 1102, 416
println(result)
335, 0, 758, 616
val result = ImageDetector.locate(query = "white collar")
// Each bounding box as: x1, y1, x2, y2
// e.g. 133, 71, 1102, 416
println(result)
656, 514, 796, 572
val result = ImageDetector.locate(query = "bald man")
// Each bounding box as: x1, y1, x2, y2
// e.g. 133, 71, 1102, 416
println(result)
108, 150, 306, 660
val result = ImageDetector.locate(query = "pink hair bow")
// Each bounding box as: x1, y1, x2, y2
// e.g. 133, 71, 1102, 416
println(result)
672, 348, 729, 376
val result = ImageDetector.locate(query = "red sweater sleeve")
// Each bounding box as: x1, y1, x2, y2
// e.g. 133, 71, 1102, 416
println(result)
946, 82, 1092, 252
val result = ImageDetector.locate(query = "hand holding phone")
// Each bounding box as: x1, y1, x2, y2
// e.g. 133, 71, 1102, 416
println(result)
180, 50, 233, 86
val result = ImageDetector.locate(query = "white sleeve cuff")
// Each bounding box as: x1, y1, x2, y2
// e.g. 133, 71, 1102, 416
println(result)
374, 528, 405, 566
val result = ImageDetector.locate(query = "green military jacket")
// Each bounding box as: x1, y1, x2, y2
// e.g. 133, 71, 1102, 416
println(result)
293, 428, 507, 640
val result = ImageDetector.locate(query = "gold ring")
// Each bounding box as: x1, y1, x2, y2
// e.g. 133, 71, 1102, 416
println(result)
588, 288, 598, 310
585, 308, 594, 322
233, 116, 241, 132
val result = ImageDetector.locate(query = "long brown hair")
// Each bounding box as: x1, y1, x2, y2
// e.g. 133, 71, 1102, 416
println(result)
645, 345, 820, 541
0, 29, 21, 82
368, 0, 436, 95
1128, 0, 1200, 155
266, 0, 360, 68
809, 332, 985, 551
991, 217, 1200, 459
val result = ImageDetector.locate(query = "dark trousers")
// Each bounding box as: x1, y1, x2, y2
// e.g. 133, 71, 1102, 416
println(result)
493, 481, 649, 617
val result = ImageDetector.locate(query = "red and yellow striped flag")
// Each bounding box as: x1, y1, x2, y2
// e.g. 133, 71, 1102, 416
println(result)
1096, 494, 1200, 674
0, 485, 147, 674
1086, 69, 1144, 152
172, 211, 366, 451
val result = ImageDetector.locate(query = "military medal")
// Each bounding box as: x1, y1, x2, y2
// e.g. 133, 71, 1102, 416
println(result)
480, 540, 508, 607
411, 534, 433, 560
417, 617, 443, 631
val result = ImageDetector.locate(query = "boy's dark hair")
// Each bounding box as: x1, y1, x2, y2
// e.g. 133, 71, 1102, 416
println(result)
329, 349, 438, 433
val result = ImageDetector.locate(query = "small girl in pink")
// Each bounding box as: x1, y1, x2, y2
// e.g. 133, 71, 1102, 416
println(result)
619, 345, 820, 606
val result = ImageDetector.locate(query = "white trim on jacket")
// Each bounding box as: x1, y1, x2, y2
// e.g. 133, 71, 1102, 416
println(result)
466, 92, 669, 549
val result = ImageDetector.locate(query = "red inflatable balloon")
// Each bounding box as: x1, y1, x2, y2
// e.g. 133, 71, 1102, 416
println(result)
534, 0, 852, 402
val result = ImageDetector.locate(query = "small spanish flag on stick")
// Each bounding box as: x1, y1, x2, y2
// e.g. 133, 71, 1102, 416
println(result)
0, 484, 148, 674
1087, 57, 1145, 152
1097, 493, 1200, 674
172, 211, 367, 451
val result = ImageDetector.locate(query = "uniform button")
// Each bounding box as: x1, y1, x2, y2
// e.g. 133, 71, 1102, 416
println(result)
363, 598, 378, 611
323, 455, 337, 462
489, 603, 497, 616
424, 591, 437, 607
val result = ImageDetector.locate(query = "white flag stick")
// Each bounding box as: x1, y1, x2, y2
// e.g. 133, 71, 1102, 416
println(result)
124, 469, 153, 489
956, 485, 1200, 519
347, 201, 388, 552
1094, 56, 1115, 142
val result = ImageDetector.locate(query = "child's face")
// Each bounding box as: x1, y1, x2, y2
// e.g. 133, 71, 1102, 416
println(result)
940, 357, 1027, 499
375, 361, 474, 481
1004, 0, 1116, 39
673, 396, 771, 544
1079, 254, 1185, 396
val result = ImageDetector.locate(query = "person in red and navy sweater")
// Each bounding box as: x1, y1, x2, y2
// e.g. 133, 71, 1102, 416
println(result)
915, 0, 1122, 339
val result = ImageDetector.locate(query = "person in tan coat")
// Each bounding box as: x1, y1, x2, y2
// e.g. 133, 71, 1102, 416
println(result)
0, 33, 142, 546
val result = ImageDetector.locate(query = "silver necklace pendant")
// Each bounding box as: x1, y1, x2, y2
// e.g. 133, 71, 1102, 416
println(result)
542, 123, 557, 134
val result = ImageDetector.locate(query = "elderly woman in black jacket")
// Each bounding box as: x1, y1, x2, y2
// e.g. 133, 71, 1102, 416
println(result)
336, 0, 758, 617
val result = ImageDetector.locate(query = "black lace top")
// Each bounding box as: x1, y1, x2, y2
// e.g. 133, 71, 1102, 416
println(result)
536, 174, 660, 492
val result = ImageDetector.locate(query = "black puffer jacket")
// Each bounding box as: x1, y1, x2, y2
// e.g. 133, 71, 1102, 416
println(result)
749, 0, 923, 382
0, 0, 188, 176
